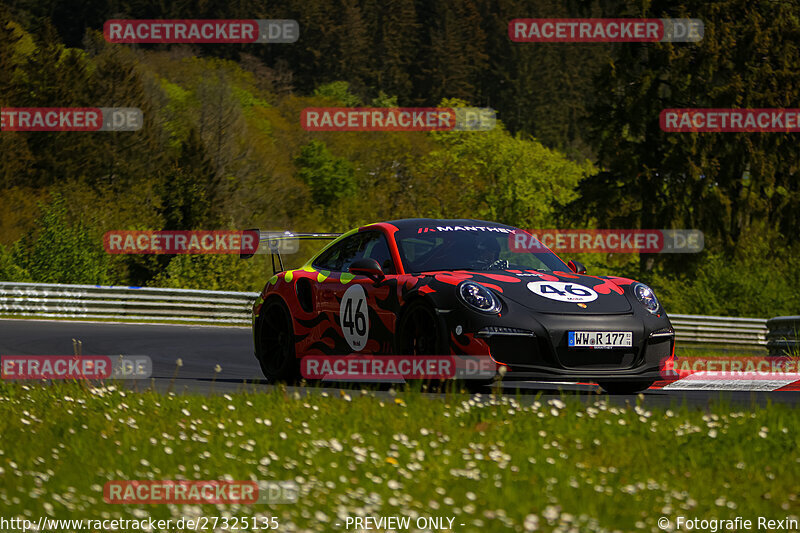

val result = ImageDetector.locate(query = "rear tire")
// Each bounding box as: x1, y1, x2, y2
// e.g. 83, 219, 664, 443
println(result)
598, 380, 655, 395
255, 300, 299, 383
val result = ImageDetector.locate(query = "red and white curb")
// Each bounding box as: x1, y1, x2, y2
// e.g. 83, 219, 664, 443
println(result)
652, 372, 800, 392
514, 373, 800, 392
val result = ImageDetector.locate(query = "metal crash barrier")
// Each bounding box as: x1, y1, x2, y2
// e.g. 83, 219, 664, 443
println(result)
0, 282, 778, 351
0, 282, 257, 325
766, 316, 800, 357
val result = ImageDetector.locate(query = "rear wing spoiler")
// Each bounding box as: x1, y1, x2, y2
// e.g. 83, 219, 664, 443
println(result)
241, 230, 342, 274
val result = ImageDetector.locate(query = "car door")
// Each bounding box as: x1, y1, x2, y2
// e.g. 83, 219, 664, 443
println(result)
314, 231, 397, 354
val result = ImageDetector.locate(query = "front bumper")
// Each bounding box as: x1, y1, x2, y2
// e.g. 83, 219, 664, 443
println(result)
442, 307, 673, 382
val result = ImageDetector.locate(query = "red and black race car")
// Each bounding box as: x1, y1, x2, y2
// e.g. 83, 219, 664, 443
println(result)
250, 219, 675, 394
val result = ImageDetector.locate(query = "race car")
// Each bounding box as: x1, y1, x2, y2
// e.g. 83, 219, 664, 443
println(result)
250, 219, 675, 394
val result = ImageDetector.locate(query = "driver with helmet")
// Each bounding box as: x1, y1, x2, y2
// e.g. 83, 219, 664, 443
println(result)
470, 234, 508, 269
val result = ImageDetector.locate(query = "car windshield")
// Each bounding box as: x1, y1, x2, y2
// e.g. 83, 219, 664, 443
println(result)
396, 226, 569, 273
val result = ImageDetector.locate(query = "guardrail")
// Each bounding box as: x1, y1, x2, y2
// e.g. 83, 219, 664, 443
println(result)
0, 282, 771, 350
669, 314, 767, 350
766, 316, 800, 356
0, 282, 256, 325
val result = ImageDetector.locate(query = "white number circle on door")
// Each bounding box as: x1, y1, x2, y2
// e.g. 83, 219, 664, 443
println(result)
340, 284, 369, 351
527, 281, 598, 303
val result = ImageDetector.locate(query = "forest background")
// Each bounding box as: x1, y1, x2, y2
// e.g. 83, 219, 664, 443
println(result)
1, 0, 798, 317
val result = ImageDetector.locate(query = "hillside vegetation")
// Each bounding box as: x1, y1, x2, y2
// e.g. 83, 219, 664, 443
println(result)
1, 0, 799, 316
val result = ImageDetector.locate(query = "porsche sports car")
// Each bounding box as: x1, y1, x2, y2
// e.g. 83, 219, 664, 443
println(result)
250, 219, 675, 394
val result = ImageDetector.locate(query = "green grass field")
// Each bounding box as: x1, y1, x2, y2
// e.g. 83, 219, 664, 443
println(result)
1, 381, 798, 532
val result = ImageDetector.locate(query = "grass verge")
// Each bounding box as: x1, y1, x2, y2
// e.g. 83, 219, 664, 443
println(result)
0, 382, 798, 532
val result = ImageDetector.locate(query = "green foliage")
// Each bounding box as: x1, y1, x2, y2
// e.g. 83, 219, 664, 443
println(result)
5, 194, 110, 284
231, 86, 271, 111
647, 230, 800, 317
371, 91, 398, 107
312, 81, 361, 106
148, 254, 266, 292
160, 128, 217, 231
413, 99, 594, 228
295, 140, 357, 208
158, 77, 192, 150
582, 0, 800, 260
0, 244, 31, 282
0, 4, 798, 317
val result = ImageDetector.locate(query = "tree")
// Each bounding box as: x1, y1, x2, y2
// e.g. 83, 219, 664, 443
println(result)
0, 6, 21, 98
160, 127, 217, 230
577, 0, 800, 271
85, 31, 166, 191
295, 140, 356, 207
414, 0, 488, 104
10, 194, 110, 284
18, 22, 95, 187
411, 99, 594, 228
313, 81, 361, 106
371, 0, 419, 101
0, 8, 34, 188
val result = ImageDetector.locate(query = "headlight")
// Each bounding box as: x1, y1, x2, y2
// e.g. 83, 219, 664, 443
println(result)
633, 283, 660, 314
458, 281, 501, 314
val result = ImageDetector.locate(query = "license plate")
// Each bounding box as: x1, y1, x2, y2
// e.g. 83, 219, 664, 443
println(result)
568, 331, 632, 348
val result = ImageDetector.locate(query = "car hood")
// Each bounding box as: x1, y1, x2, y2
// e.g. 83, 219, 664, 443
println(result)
425, 270, 634, 314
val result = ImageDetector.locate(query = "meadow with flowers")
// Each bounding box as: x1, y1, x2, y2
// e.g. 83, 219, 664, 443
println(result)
0, 382, 798, 532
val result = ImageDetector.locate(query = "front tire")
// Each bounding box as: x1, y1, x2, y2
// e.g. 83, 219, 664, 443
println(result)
397, 301, 495, 393
397, 300, 442, 356
598, 380, 655, 394
397, 301, 446, 391
254, 300, 299, 383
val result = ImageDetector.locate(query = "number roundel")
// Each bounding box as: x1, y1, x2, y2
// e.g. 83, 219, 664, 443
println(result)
340, 284, 369, 351
526, 281, 598, 303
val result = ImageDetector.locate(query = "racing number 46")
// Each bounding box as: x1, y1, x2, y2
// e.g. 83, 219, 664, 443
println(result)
540, 284, 592, 297
342, 298, 367, 336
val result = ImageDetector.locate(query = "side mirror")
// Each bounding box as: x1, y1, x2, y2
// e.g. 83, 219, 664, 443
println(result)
349, 258, 385, 282
568, 260, 587, 274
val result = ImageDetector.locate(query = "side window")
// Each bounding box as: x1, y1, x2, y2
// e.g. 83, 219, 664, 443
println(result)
312, 234, 365, 272
398, 236, 441, 272
314, 236, 351, 271
361, 232, 396, 275
336, 234, 368, 272
313, 232, 396, 274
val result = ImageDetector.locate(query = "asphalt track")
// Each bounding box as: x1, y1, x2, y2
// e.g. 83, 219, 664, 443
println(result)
1, 318, 798, 408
